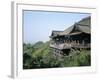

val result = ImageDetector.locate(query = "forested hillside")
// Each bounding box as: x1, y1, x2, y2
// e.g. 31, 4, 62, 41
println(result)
23, 41, 91, 69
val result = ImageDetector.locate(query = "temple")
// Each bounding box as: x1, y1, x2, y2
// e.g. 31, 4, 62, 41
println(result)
49, 16, 91, 56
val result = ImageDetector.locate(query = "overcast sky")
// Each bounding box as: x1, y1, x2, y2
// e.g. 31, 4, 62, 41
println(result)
23, 10, 90, 44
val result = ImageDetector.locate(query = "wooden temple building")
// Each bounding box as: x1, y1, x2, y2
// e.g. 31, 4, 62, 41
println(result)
49, 16, 91, 56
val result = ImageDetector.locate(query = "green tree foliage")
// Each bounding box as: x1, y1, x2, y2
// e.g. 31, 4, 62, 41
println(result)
23, 41, 91, 69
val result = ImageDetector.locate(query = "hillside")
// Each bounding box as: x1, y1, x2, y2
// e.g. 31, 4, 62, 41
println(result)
32, 41, 50, 57
23, 41, 91, 69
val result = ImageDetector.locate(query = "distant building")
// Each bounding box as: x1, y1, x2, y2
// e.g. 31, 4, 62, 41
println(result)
50, 16, 91, 56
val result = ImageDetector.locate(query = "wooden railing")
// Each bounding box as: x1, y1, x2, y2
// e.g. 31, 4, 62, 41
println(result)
50, 43, 90, 49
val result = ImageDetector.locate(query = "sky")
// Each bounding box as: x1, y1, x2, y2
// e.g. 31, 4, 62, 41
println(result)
23, 10, 90, 44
